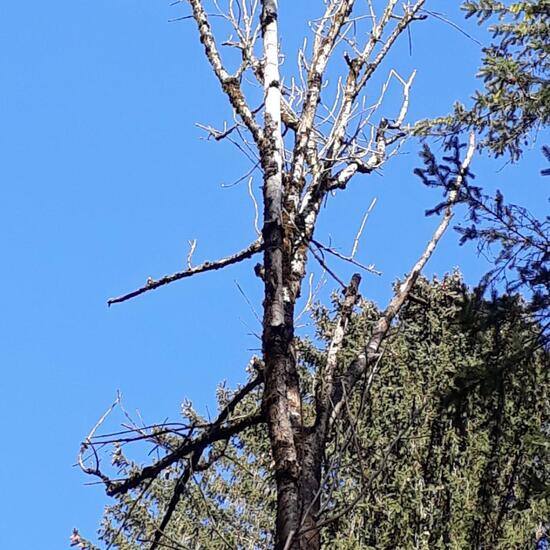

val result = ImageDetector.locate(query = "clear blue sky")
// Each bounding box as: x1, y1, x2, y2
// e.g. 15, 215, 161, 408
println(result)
0, 2, 547, 548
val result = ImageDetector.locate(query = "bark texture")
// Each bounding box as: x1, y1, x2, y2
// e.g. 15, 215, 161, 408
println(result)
260, 1, 303, 547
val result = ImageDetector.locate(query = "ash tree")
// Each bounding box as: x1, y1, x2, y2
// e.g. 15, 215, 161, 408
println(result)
73, 2, 504, 549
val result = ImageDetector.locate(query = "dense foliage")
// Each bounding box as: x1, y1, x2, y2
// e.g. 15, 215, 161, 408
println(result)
75, 274, 549, 549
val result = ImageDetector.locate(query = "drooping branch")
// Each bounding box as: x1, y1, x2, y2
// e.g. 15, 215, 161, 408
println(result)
309, 400, 428, 535
82, 365, 264, 497
107, 238, 262, 306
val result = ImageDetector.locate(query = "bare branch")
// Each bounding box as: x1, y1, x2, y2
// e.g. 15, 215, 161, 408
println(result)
187, 0, 263, 145
365, 132, 476, 358
315, 274, 361, 438
186, 239, 197, 269
309, 243, 347, 289
351, 197, 377, 258
106, 364, 264, 495
149, 455, 199, 550
311, 238, 381, 276
326, 70, 416, 192
295, 273, 316, 323
78, 392, 121, 483
107, 238, 263, 306
103, 411, 262, 493
288, 0, 357, 211
330, 132, 476, 423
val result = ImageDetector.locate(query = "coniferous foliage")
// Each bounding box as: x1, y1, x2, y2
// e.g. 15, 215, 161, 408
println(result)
460, 0, 549, 159
413, 2, 550, 348
454, 192, 549, 337
74, 275, 549, 550
413, 137, 477, 217
415, 140, 549, 343
418, 0, 550, 160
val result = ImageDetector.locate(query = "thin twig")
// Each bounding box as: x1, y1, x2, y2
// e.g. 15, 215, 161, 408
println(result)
78, 392, 121, 480
312, 239, 381, 276
106, 366, 264, 496
351, 197, 377, 258
309, 244, 346, 289
187, 239, 197, 269
235, 279, 262, 324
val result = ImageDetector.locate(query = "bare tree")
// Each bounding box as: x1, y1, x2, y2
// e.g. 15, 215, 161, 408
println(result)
79, 2, 476, 549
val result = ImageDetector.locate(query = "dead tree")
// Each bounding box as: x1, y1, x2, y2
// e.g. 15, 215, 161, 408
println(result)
79, 2, 476, 549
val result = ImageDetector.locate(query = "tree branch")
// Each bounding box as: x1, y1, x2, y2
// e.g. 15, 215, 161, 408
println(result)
315, 274, 361, 440
106, 408, 263, 496
81, 363, 265, 500
330, 132, 476, 424
187, 0, 263, 145
288, 0, 357, 211
107, 238, 263, 306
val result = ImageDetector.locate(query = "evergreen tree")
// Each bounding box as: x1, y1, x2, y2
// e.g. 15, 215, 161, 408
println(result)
73, 273, 549, 550
416, 1, 550, 346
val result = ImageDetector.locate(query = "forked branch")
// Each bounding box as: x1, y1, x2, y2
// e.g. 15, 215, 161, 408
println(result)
188, 0, 263, 146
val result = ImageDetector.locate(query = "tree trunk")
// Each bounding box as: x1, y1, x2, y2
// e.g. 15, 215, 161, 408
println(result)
297, 435, 323, 550
260, 1, 305, 548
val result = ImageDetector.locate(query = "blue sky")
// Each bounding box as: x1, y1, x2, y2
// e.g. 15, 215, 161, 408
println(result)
0, 1, 547, 548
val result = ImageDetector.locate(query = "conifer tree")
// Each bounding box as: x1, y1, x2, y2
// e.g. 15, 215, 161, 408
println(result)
74, 274, 549, 550
422, 0, 550, 160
